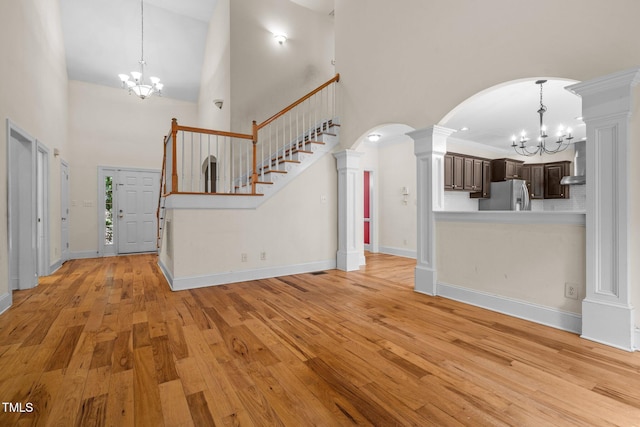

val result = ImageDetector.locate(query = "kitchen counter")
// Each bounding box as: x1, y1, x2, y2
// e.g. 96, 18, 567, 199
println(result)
434, 210, 585, 225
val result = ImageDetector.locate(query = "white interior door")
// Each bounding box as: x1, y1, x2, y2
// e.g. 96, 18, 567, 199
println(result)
60, 161, 70, 262
117, 170, 160, 254
36, 146, 48, 276
8, 124, 37, 290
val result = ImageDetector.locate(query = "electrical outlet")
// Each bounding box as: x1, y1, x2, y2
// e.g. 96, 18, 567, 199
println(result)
260, 252, 266, 261
241, 253, 247, 262
565, 282, 579, 300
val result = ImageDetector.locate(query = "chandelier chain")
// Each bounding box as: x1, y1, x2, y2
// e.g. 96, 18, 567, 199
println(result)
117, 0, 163, 99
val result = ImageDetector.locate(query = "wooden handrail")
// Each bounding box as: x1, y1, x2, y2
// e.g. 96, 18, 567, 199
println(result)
256, 73, 340, 130
173, 123, 253, 140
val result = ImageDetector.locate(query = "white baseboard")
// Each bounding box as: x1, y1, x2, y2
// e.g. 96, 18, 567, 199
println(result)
49, 258, 63, 275
379, 246, 417, 259
70, 250, 100, 260
158, 259, 175, 290
162, 259, 337, 291
0, 292, 12, 316
635, 328, 640, 351
436, 282, 583, 334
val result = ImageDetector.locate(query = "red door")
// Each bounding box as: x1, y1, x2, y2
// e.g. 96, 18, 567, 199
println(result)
364, 171, 371, 246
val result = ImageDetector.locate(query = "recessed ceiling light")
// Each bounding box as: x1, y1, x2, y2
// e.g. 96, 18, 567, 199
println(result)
575, 116, 583, 121
367, 134, 381, 142
274, 34, 287, 45
460, 127, 469, 131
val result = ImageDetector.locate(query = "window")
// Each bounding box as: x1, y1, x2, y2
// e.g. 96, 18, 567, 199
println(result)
105, 176, 113, 245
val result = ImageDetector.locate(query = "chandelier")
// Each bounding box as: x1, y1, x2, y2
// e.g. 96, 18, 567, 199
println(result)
510, 79, 572, 156
118, 0, 163, 99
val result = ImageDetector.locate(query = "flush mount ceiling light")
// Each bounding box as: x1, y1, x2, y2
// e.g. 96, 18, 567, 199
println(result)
274, 34, 288, 45
367, 134, 381, 142
118, 0, 163, 99
510, 80, 573, 156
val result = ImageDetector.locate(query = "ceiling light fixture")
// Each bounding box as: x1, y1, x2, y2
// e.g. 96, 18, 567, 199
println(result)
118, 0, 163, 99
274, 34, 287, 45
510, 80, 573, 156
367, 133, 381, 142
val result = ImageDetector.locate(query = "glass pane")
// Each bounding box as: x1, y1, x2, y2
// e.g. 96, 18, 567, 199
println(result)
105, 176, 113, 245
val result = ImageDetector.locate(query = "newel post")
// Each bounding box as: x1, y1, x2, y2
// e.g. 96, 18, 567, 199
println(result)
252, 120, 258, 195
171, 118, 178, 193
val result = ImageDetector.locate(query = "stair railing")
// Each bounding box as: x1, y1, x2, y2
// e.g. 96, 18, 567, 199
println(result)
161, 74, 339, 197
252, 74, 340, 193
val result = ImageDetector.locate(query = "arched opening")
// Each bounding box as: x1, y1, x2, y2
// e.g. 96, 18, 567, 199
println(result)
202, 156, 217, 193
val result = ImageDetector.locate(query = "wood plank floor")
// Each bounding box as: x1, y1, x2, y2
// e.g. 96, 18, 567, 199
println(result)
1, 253, 640, 426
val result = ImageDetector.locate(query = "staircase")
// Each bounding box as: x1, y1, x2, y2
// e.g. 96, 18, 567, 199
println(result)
156, 74, 340, 251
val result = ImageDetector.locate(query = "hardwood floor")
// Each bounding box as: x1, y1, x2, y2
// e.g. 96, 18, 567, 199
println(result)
1, 253, 640, 426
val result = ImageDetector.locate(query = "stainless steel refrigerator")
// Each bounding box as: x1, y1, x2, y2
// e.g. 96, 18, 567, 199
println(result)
479, 179, 531, 211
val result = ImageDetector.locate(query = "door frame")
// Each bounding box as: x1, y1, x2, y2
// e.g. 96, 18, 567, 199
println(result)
97, 166, 161, 256
36, 141, 50, 276
60, 159, 70, 263
7, 119, 37, 291
363, 169, 379, 253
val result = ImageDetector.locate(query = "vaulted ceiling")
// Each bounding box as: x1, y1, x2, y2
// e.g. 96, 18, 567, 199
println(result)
59, 0, 334, 102
60, 1, 582, 150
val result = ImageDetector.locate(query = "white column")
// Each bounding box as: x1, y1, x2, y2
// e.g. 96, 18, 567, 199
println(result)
407, 126, 455, 295
568, 68, 640, 351
334, 149, 364, 271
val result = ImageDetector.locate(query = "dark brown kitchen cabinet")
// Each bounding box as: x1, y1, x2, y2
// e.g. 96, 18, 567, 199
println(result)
491, 158, 525, 181
463, 157, 483, 191
446, 153, 490, 197
470, 160, 491, 199
444, 153, 464, 190
521, 163, 545, 199
544, 161, 571, 199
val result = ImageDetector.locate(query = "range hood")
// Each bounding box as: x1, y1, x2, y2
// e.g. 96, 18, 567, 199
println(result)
560, 140, 586, 185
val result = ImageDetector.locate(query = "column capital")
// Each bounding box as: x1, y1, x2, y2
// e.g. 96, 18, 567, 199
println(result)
567, 67, 640, 121
407, 125, 456, 157
334, 149, 364, 170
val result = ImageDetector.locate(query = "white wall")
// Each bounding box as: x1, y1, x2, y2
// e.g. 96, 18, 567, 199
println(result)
168, 153, 337, 281
67, 81, 198, 255
437, 222, 586, 314
198, 0, 231, 131
377, 138, 417, 255
230, 0, 335, 134
0, 0, 68, 299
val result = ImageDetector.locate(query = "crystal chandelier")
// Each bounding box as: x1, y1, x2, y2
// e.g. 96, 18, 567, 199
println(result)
511, 80, 572, 156
118, 0, 163, 99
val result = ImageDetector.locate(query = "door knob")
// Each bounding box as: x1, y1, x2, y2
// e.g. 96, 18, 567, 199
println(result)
118, 209, 124, 219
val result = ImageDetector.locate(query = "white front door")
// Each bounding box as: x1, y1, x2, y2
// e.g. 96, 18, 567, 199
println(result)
60, 161, 70, 262
117, 170, 160, 254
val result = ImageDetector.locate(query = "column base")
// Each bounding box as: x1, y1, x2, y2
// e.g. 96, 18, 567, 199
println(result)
337, 250, 362, 272
581, 299, 635, 351
414, 265, 437, 296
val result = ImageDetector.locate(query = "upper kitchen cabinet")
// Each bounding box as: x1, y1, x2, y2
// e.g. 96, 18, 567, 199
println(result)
544, 161, 571, 199
491, 158, 524, 181
521, 163, 545, 199
444, 153, 464, 190
445, 153, 490, 198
